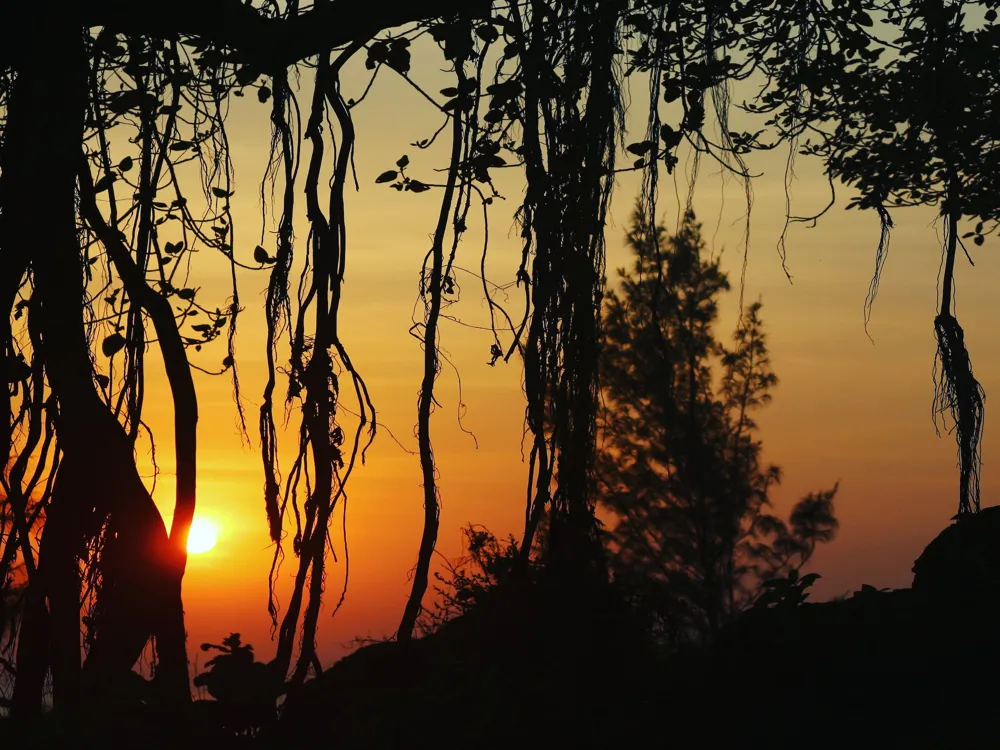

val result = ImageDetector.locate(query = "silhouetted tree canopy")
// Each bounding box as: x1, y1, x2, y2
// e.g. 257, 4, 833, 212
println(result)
598, 205, 838, 646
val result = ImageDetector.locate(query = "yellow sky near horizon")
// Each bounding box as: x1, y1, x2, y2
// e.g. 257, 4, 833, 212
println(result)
124, 42, 1000, 669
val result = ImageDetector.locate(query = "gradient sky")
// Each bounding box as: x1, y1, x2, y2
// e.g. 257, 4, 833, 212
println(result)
125, 41, 1000, 671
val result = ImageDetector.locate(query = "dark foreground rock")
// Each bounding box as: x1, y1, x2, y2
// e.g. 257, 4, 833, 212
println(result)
664, 509, 1000, 748
7, 512, 1000, 749
271, 510, 1000, 749
268, 572, 660, 749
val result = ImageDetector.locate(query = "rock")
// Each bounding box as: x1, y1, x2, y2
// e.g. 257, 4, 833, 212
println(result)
912, 505, 1000, 604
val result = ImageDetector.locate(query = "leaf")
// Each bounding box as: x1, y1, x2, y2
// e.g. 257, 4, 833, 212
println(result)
191, 324, 212, 333
626, 141, 653, 157
118, 156, 134, 172
235, 65, 258, 86
222, 355, 234, 368
986, 9, 997, 22
799, 573, 821, 587
253, 245, 272, 264
406, 180, 430, 193
476, 24, 500, 43
95, 373, 110, 388
169, 141, 193, 151
440, 87, 459, 97
375, 170, 398, 184
396, 155, 410, 169
257, 85, 272, 104
385, 43, 411, 74
107, 90, 145, 115
211, 187, 230, 198
856, 12, 874, 27
177, 288, 196, 300
102, 333, 126, 357
974, 235, 985, 246
93, 174, 117, 193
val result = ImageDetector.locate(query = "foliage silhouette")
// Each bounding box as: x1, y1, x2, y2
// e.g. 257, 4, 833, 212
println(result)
418, 524, 549, 635
192, 633, 281, 737
0, 0, 997, 736
598, 204, 838, 646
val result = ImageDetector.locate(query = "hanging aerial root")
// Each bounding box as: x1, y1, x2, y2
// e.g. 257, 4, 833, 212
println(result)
933, 312, 985, 515
863, 204, 893, 339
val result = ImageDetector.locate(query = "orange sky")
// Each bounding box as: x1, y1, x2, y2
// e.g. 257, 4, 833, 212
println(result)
128, 44, 1000, 671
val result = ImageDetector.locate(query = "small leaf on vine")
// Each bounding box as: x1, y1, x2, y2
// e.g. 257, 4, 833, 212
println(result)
476, 25, 499, 43
257, 86, 272, 104
386, 39, 411, 74
626, 140, 654, 156
93, 174, 117, 193
397, 155, 410, 169
406, 180, 430, 193
118, 156, 133, 172
253, 245, 274, 264
102, 333, 126, 357
177, 288, 196, 300
211, 187, 231, 198
375, 170, 398, 184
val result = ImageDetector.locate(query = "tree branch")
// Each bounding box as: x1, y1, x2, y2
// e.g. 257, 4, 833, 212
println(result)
78, 158, 199, 571
76, 0, 490, 70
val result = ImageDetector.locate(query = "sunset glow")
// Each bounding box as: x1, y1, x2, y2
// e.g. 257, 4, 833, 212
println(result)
187, 518, 218, 555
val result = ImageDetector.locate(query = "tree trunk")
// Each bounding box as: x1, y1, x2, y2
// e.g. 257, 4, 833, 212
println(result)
2, 8, 189, 713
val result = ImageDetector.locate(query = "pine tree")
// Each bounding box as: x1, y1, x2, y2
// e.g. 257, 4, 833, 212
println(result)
598, 203, 838, 647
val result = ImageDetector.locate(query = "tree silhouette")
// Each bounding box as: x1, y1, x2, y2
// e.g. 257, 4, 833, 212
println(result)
0, 0, 996, 726
0, 0, 481, 718
598, 205, 838, 646
192, 633, 281, 736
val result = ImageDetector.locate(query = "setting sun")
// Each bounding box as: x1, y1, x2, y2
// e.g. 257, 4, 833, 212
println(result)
187, 518, 218, 555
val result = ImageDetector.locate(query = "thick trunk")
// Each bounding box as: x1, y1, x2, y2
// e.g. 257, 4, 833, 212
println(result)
9, 588, 48, 716
2, 8, 189, 712
41, 460, 85, 710
78, 167, 197, 700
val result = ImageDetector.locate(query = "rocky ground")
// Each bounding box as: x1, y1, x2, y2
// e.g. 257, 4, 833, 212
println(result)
6, 510, 1000, 749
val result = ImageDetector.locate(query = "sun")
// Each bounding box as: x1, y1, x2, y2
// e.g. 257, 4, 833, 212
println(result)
187, 518, 218, 555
